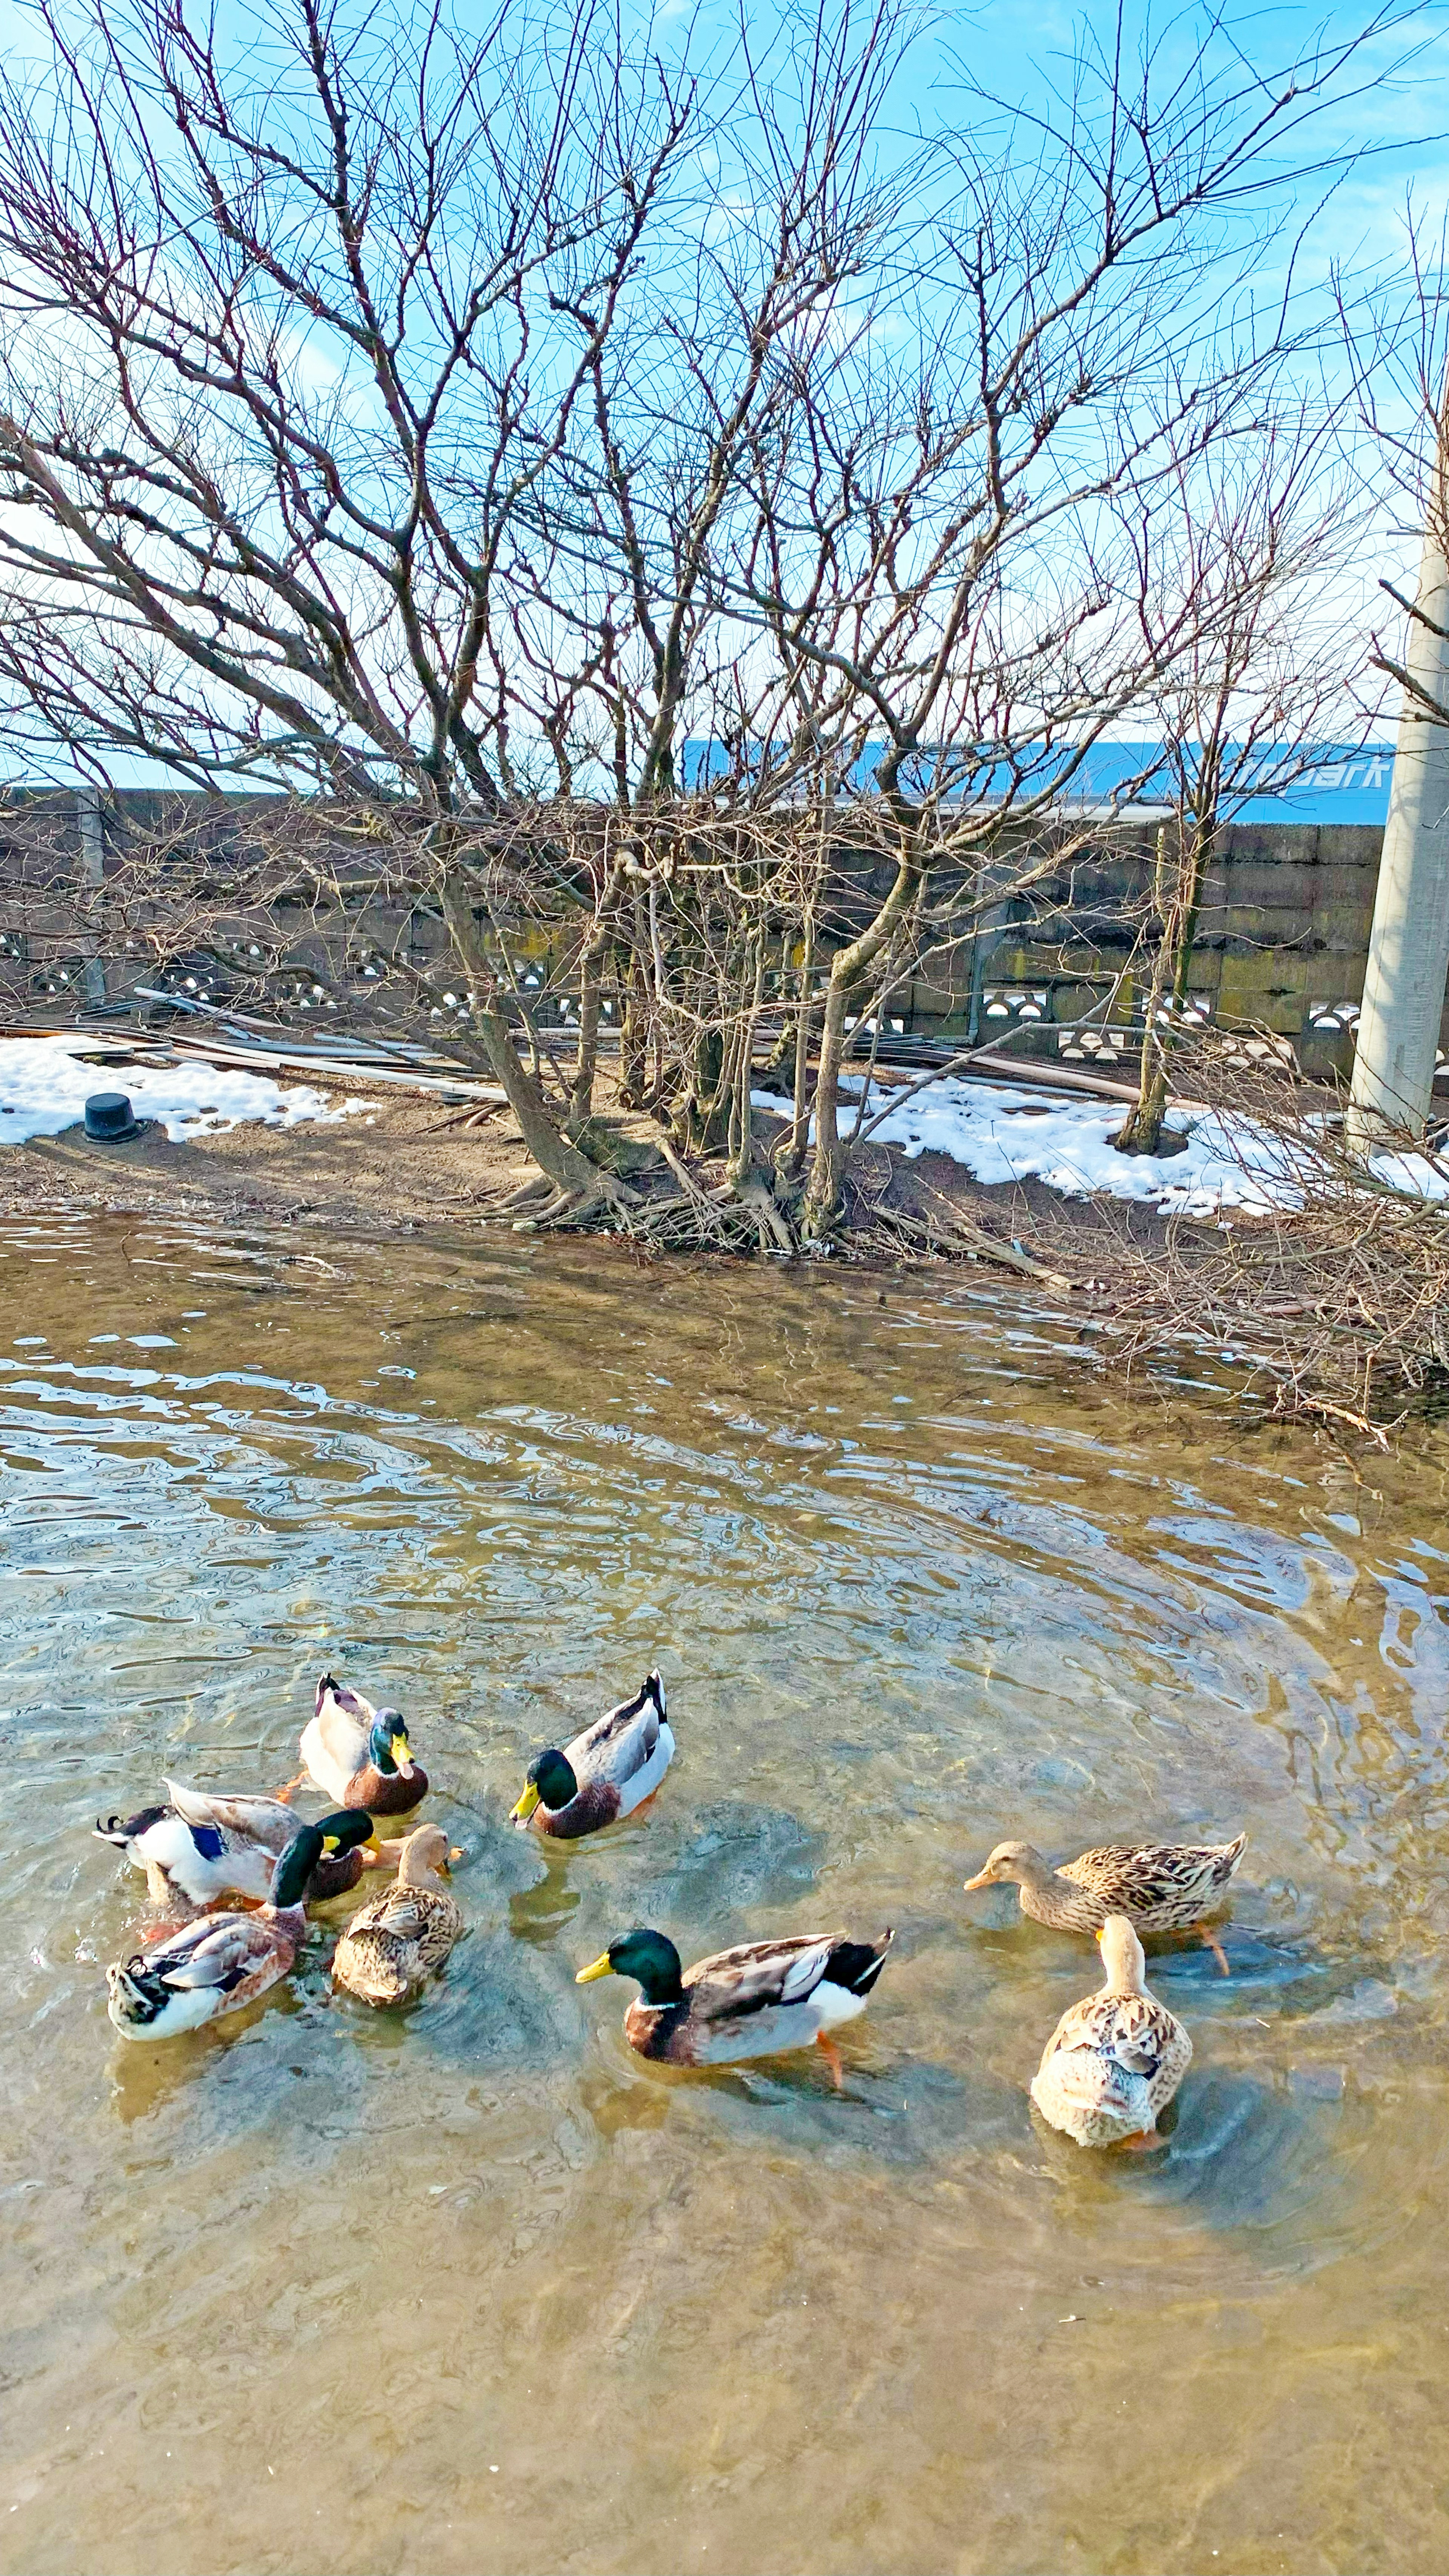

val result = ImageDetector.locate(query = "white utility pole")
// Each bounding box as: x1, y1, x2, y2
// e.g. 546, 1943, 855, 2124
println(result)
1346, 465, 1449, 1149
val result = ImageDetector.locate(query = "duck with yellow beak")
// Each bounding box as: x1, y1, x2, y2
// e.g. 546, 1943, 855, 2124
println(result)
576, 1924, 894, 2086
510, 1672, 672, 1840
277, 1672, 428, 1816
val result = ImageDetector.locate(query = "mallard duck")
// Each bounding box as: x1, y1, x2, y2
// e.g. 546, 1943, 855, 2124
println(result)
510, 1672, 672, 1839
332, 1824, 463, 2006
95, 1779, 395, 1909
280, 1673, 428, 1814
963, 1832, 1246, 1972
105, 1812, 372, 2039
575, 1924, 894, 2085
1029, 1915, 1192, 2148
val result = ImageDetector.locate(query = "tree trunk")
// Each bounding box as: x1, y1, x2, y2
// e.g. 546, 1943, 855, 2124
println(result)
440, 875, 631, 1209
777, 910, 818, 1183
800, 854, 920, 1236
726, 933, 766, 1190
619, 901, 649, 1105
1115, 825, 1174, 1155
569, 924, 607, 1129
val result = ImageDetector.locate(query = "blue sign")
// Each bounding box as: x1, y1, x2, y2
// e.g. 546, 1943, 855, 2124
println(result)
680, 740, 1395, 824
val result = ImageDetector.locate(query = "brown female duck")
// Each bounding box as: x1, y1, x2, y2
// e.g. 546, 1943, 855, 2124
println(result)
964, 1832, 1246, 1972
1030, 1915, 1193, 2149
332, 1824, 463, 2006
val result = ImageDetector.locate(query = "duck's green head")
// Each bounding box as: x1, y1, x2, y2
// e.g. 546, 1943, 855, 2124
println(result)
576, 1927, 683, 2004
368, 1713, 415, 1779
510, 1747, 578, 1825
272, 1810, 374, 1907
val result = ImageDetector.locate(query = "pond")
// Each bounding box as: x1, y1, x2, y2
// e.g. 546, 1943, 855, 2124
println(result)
3, 1215, 1448, 2575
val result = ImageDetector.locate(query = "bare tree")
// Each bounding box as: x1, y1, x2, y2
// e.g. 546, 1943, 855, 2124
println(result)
0, 0, 1421, 1245
1113, 410, 1379, 1155
714, 8, 1409, 1232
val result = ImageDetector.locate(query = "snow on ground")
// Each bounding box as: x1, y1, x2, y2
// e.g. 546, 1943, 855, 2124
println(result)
0, 1032, 375, 1147
755, 1075, 1449, 1218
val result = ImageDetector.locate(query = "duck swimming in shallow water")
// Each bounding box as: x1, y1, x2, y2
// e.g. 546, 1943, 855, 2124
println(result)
1029, 1914, 1192, 2149
279, 1673, 429, 1815
105, 1812, 374, 2040
332, 1824, 463, 2007
575, 1924, 894, 2086
510, 1672, 672, 1839
963, 1833, 1246, 1972
95, 1779, 392, 1909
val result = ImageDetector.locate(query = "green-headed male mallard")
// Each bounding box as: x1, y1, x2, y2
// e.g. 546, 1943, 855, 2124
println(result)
963, 1832, 1246, 1972
105, 1812, 373, 2040
95, 1779, 395, 1909
279, 1672, 428, 1815
576, 1924, 894, 2086
510, 1672, 672, 1839
332, 1824, 463, 2006
1029, 1914, 1192, 2149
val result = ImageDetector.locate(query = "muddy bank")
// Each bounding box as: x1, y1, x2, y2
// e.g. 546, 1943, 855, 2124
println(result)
0, 1067, 1187, 1278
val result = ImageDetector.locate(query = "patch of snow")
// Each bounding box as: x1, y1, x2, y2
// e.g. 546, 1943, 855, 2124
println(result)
752, 1075, 1449, 1218
0, 1032, 375, 1147
1367, 1146, 1449, 1203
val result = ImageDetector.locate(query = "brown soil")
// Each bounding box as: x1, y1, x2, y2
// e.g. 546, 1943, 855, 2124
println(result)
11, 1057, 1437, 1446
0, 1063, 1187, 1276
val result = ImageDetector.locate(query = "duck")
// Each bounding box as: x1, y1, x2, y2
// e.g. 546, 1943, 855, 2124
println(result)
1029, 1914, 1192, 2149
575, 1924, 894, 2086
510, 1671, 673, 1840
963, 1831, 1246, 1972
279, 1673, 429, 1815
95, 1779, 395, 1910
332, 1824, 463, 2007
105, 1812, 374, 2040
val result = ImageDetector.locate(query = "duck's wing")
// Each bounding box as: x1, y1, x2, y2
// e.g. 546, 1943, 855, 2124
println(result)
303, 1698, 370, 1782
1061, 1838, 1247, 1910
135, 1910, 280, 1991
1040, 1988, 1184, 2080
684, 1933, 837, 2024
348, 1886, 432, 1942
163, 1780, 295, 1852
565, 1673, 667, 1790
1058, 1844, 1162, 1904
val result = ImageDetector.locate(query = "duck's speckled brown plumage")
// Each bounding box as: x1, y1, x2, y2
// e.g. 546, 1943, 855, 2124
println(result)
332, 1826, 461, 2005
1030, 1916, 1192, 2147
966, 1833, 1246, 1935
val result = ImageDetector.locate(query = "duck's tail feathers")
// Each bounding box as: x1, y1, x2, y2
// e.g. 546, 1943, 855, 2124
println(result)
95, 1803, 169, 1848
1219, 1831, 1248, 1870
644, 1669, 666, 1720
826, 1928, 895, 1996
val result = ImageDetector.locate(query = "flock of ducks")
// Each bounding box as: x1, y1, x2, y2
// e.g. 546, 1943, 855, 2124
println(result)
96, 1669, 1247, 2147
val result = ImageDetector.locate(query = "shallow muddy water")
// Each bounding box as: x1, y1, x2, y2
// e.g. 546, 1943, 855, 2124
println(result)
3, 1215, 1449, 2576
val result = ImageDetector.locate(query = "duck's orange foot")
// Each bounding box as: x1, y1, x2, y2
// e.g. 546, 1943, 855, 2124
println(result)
815, 2032, 845, 2091
273, 1772, 308, 1804
1203, 1930, 1230, 1976
1115, 2128, 1164, 2152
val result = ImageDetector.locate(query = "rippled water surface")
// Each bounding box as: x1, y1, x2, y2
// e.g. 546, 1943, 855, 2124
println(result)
4, 1215, 1449, 2576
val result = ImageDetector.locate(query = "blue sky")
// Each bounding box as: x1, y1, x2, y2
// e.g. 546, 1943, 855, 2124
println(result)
0, 0, 1440, 782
